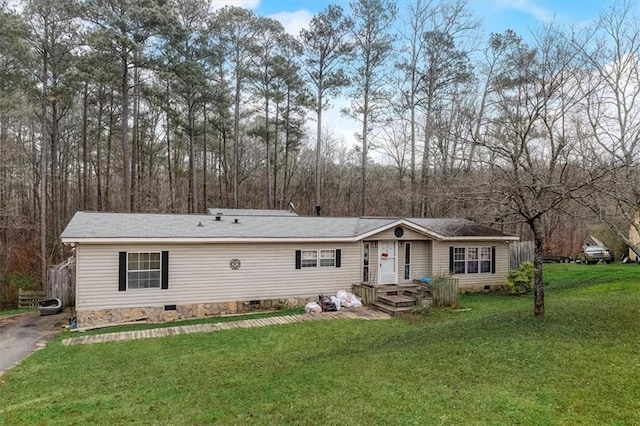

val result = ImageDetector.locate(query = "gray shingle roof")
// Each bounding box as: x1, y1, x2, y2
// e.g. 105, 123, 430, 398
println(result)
60, 212, 516, 241
207, 208, 298, 216
406, 218, 510, 238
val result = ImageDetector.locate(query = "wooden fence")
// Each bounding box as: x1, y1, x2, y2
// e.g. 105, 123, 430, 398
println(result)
510, 241, 534, 270
47, 257, 75, 307
18, 289, 46, 308
431, 276, 459, 308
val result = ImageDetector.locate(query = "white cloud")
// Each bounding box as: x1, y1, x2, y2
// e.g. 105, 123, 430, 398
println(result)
495, 0, 554, 23
269, 9, 314, 36
321, 98, 360, 148
211, 0, 260, 11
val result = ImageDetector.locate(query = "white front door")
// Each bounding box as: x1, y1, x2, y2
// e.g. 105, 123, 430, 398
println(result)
378, 241, 397, 284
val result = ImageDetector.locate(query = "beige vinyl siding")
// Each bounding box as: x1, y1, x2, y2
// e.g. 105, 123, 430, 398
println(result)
76, 243, 360, 310
363, 240, 432, 285
397, 241, 432, 284
431, 241, 510, 289
369, 227, 431, 241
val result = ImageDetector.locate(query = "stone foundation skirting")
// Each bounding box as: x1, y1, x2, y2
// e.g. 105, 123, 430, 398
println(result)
77, 296, 313, 328
459, 283, 505, 293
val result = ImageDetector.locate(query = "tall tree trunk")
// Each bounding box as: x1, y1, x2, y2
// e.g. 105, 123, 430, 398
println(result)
165, 81, 174, 211
233, 73, 240, 208
531, 218, 545, 316
82, 82, 89, 209
106, 89, 115, 211
188, 106, 196, 213
420, 96, 433, 217
361, 92, 368, 217
273, 98, 279, 209
315, 96, 322, 215
50, 97, 60, 241
120, 46, 131, 212
283, 87, 292, 207
202, 103, 207, 213
95, 87, 104, 211
409, 84, 416, 217
39, 17, 49, 289
265, 97, 272, 209
130, 55, 140, 212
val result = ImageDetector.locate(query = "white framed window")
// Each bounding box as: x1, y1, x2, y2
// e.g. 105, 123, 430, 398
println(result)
320, 249, 336, 267
453, 247, 466, 274
480, 247, 492, 273
297, 249, 340, 269
467, 247, 479, 273
301, 250, 318, 268
128, 252, 161, 289
452, 246, 492, 275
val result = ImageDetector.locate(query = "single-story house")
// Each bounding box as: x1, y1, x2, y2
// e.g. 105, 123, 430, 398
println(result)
60, 210, 519, 327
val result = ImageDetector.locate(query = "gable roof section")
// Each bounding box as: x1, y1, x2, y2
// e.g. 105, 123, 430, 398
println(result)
406, 218, 513, 240
61, 212, 518, 243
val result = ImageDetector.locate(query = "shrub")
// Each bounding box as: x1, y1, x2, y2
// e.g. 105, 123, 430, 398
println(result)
506, 262, 534, 294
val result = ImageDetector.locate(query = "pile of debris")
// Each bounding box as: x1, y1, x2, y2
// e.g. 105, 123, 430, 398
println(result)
305, 290, 363, 314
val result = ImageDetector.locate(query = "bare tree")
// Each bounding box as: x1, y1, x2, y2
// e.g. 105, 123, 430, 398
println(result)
346, 0, 397, 216
211, 6, 258, 208
471, 26, 589, 316
574, 1, 640, 255
300, 5, 353, 216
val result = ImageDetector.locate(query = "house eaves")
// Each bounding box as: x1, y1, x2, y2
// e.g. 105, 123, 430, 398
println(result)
61, 236, 363, 244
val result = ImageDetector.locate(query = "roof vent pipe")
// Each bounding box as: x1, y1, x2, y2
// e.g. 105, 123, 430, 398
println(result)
215, 213, 222, 221
315, 205, 321, 217
234, 218, 239, 224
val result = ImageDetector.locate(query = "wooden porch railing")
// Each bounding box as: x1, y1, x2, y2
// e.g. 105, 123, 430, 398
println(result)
431, 276, 459, 308
351, 283, 377, 305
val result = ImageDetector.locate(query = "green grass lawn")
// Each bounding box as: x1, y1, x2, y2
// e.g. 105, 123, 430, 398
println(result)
0, 308, 36, 317
1, 263, 639, 424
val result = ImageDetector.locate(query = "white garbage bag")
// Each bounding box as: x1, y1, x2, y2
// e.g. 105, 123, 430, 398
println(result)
336, 290, 361, 308
330, 296, 342, 310
351, 296, 363, 308
305, 302, 322, 314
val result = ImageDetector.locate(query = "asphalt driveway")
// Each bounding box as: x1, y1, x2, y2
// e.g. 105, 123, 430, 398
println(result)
0, 310, 68, 374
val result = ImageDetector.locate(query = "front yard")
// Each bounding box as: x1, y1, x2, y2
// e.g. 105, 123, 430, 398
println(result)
1, 263, 639, 424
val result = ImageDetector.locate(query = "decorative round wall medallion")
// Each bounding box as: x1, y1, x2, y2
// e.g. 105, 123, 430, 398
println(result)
394, 227, 404, 238
230, 259, 241, 270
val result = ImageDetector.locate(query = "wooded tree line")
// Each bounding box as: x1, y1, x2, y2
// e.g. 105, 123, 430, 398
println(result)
1, 0, 640, 315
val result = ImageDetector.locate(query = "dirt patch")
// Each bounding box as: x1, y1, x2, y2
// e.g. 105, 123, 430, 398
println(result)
0, 315, 21, 331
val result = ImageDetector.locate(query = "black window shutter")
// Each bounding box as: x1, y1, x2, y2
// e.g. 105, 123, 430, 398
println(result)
295, 250, 301, 269
335, 249, 341, 268
491, 246, 496, 274
449, 246, 454, 275
161, 251, 169, 289
118, 251, 127, 291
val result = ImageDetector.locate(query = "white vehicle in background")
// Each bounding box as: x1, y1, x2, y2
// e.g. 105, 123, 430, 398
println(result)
579, 245, 613, 264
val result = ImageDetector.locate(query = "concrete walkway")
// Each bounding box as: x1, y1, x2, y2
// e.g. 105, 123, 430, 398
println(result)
62, 308, 390, 346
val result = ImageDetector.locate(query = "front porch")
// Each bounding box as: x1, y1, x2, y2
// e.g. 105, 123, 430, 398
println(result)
352, 278, 459, 316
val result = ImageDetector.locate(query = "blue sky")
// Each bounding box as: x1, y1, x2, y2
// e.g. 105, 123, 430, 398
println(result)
214, 0, 622, 152
222, 0, 615, 37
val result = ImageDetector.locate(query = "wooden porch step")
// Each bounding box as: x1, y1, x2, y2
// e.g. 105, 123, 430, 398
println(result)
378, 285, 420, 296
378, 285, 400, 296
378, 294, 415, 308
370, 301, 414, 316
